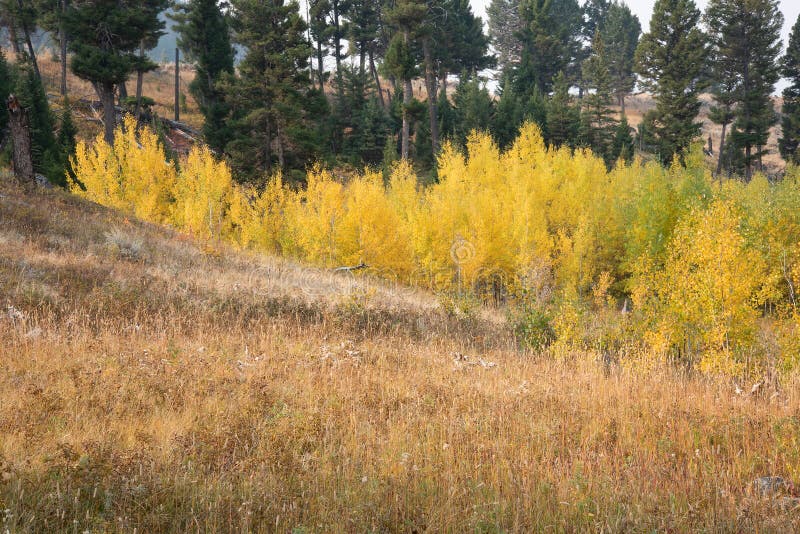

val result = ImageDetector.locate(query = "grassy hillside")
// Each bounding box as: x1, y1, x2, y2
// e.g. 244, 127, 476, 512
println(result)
1, 177, 800, 532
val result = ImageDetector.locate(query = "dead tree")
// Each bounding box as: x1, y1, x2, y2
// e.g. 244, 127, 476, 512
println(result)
6, 94, 35, 187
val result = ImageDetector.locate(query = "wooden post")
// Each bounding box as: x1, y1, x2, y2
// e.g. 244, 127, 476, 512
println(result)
174, 48, 180, 122
6, 94, 35, 187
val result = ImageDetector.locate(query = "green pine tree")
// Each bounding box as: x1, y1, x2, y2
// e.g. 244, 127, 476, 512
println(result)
492, 77, 524, 149
514, 0, 583, 96
581, 32, 618, 166
706, 0, 783, 179
545, 71, 580, 148
63, 0, 168, 144
172, 0, 236, 152
780, 14, 800, 166
14, 64, 65, 185
612, 114, 634, 163
602, 1, 640, 113
635, 0, 708, 164
225, 0, 316, 181
452, 74, 494, 148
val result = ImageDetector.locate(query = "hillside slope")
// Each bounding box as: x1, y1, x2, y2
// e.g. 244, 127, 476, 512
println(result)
1, 180, 799, 532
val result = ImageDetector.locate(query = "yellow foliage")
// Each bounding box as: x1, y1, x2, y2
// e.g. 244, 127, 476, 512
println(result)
641, 200, 765, 371
171, 146, 234, 241
67, 120, 800, 376
70, 116, 176, 223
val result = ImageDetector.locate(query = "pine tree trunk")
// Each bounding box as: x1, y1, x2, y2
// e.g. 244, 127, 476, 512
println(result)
369, 49, 384, 108
402, 77, 411, 160
264, 115, 273, 175
99, 83, 116, 144
316, 41, 325, 91
716, 122, 727, 176
6, 94, 35, 187
422, 39, 439, 156
118, 81, 128, 104
16, 0, 40, 81
60, 0, 69, 96
745, 144, 752, 181
134, 43, 145, 120
276, 121, 285, 170
333, 1, 343, 99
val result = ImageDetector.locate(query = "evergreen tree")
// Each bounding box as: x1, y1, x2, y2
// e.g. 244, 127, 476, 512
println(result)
706, 0, 783, 179
1, 0, 41, 80
328, 0, 352, 97
440, 0, 493, 75
418, 0, 492, 160
14, 64, 64, 185
487, 0, 523, 73
437, 89, 457, 141
309, 0, 333, 90
582, 0, 609, 42
226, 0, 317, 180
385, 0, 426, 160
602, 1, 640, 112
514, 0, 583, 95
781, 14, 800, 166
635, 0, 708, 164
348, 0, 380, 78
708, 77, 737, 175
33, 0, 70, 95
612, 114, 634, 163
451, 74, 494, 147
172, 0, 236, 152
63, 0, 168, 144
580, 32, 618, 166
492, 78, 524, 149
341, 65, 390, 165
545, 71, 579, 148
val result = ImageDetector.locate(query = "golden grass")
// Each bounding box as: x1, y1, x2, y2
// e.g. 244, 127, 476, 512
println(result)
16, 48, 204, 134
1, 179, 800, 532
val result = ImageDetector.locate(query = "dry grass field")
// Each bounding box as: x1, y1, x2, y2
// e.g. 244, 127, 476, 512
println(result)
26, 49, 204, 135
2, 177, 800, 532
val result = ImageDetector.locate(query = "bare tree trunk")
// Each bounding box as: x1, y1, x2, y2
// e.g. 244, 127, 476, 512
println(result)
6, 94, 35, 187
118, 81, 128, 104
15, 0, 40, 81
174, 48, 180, 122
316, 40, 325, 91
60, 0, 69, 96
716, 122, 727, 176
98, 82, 116, 144
134, 42, 145, 120
264, 115, 272, 175
369, 49, 384, 108
276, 121, 285, 170
422, 39, 439, 156
402, 77, 411, 160
745, 144, 752, 182
332, 0, 343, 99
